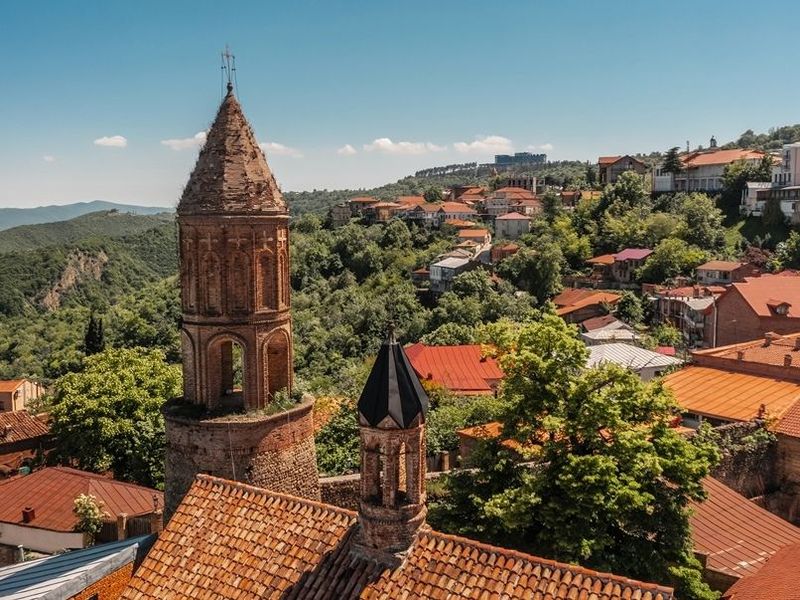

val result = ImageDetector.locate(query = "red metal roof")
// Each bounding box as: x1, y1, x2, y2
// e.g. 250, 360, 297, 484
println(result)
722, 543, 800, 599
697, 260, 745, 271
405, 343, 503, 394
121, 475, 673, 600
682, 149, 766, 168
690, 478, 800, 580
613, 248, 653, 261
0, 380, 25, 393
726, 274, 800, 318
0, 467, 162, 532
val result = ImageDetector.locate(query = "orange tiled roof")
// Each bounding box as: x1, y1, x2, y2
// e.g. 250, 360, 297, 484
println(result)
405, 343, 503, 394
598, 155, 621, 165
682, 149, 765, 168
696, 260, 745, 271
691, 332, 800, 373
587, 254, 616, 266
582, 314, 620, 332
721, 543, 800, 600
439, 202, 477, 214
776, 400, 800, 438
121, 475, 674, 600
0, 467, 162, 532
457, 228, 489, 239
496, 211, 531, 220
663, 366, 800, 422
395, 195, 426, 206
725, 274, 800, 318
0, 380, 25, 393
443, 218, 476, 227
690, 477, 800, 580
553, 289, 621, 317
0, 411, 49, 444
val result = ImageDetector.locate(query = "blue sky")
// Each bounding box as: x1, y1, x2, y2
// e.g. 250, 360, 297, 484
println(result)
2, 0, 799, 208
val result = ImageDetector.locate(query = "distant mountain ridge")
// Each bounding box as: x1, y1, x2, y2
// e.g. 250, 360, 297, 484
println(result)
0, 200, 172, 231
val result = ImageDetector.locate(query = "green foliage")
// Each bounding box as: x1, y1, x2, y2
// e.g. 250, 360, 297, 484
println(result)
720, 156, 773, 219
728, 124, 800, 151
423, 186, 443, 203
49, 347, 182, 488
495, 240, 564, 305
638, 239, 708, 284
762, 197, 785, 228
615, 291, 643, 325
772, 230, 800, 270
426, 394, 508, 456
83, 313, 105, 356
585, 164, 597, 186
315, 400, 360, 475
662, 147, 683, 175
421, 322, 476, 346
429, 317, 719, 599
674, 193, 725, 252
73, 493, 108, 545
650, 324, 683, 348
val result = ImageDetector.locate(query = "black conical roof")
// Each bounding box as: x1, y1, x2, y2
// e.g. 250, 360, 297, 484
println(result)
358, 331, 429, 429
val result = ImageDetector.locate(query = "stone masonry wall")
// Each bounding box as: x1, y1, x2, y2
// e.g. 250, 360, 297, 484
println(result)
708, 420, 778, 499
164, 399, 320, 520
69, 563, 134, 600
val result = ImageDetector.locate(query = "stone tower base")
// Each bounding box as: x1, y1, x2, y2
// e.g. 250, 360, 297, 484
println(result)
163, 398, 320, 520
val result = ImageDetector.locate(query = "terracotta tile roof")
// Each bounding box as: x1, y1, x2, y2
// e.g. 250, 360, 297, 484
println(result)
0, 380, 25, 393
725, 274, 800, 318
587, 254, 616, 265
439, 202, 477, 214
582, 314, 620, 332
443, 218, 476, 227
682, 149, 766, 168
0, 411, 49, 444
553, 288, 597, 307
613, 248, 653, 261
456, 421, 528, 453
494, 242, 520, 251
775, 400, 800, 438
663, 366, 800, 422
413, 202, 443, 213
690, 478, 800, 580
691, 332, 800, 372
721, 543, 800, 599
496, 211, 530, 220
0, 467, 162, 532
122, 475, 674, 600
494, 186, 535, 197
457, 228, 489, 239
598, 155, 622, 165
697, 260, 745, 271
405, 343, 503, 394
395, 195, 426, 206
349, 196, 379, 203
553, 290, 621, 317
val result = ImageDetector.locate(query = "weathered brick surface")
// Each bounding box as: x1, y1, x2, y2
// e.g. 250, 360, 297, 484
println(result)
70, 562, 134, 600
164, 399, 320, 520
715, 289, 800, 347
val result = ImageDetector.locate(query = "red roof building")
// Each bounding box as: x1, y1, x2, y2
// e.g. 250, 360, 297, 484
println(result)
0, 467, 162, 554
721, 542, 800, 600
597, 155, 647, 185
0, 410, 51, 477
553, 288, 621, 324
404, 343, 503, 395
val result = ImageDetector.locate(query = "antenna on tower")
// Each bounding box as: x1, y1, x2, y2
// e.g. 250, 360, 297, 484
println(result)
221, 45, 236, 95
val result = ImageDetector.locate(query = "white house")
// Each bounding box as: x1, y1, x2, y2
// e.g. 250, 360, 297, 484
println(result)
495, 212, 531, 240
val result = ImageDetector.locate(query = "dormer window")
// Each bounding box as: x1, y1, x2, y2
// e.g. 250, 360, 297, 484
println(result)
767, 299, 791, 316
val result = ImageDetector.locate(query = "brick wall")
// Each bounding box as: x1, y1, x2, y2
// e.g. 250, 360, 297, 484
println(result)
715, 289, 800, 346
164, 399, 320, 520
69, 562, 134, 600
320, 471, 449, 512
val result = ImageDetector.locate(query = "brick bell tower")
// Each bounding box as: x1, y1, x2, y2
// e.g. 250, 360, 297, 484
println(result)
163, 83, 320, 520
355, 328, 430, 558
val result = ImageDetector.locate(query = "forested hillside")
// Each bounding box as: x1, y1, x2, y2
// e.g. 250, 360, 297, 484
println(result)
0, 200, 171, 230
0, 210, 174, 252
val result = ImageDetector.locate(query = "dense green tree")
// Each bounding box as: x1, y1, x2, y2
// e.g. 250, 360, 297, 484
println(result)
674, 193, 725, 252
585, 164, 597, 186
423, 186, 444, 203
541, 191, 562, 222
83, 313, 104, 356
315, 400, 360, 475
615, 291, 644, 325
420, 323, 476, 346
429, 316, 719, 599
772, 231, 800, 270
761, 197, 786, 228
638, 238, 708, 284
496, 241, 564, 305
49, 347, 181, 488
720, 155, 773, 218
661, 147, 683, 175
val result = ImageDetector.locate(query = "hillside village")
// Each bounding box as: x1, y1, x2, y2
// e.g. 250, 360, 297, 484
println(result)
0, 79, 799, 600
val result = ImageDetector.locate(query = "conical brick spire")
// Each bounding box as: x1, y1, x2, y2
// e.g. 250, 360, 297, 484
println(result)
178, 90, 286, 215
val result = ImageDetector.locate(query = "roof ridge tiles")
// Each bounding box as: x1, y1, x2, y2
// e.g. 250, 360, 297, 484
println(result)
195, 474, 358, 519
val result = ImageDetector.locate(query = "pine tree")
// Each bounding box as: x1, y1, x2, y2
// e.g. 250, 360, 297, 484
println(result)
662, 146, 684, 175
83, 313, 105, 356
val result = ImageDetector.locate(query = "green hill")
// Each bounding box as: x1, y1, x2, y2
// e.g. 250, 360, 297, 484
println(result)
0, 222, 177, 317
0, 210, 174, 252
0, 201, 172, 231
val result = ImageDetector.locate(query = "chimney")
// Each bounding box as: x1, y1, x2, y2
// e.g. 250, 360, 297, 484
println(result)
736, 350, 745, 360
786, 354, 793, 367
21, 507, 35, 523
794, 337, 800, 350
765, 332, 780, 346
116, 513, 128, 540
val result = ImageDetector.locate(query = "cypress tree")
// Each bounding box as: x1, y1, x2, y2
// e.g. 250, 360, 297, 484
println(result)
83, 313, 105, 356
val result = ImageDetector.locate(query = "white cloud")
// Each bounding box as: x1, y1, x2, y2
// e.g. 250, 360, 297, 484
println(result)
161, 131, 207, 151
42, 155, 55, 163
259, 142, 303, 158
93, 135, 128, 148
363, 138, 446, 155
527, 143, 554, 152
453, 135, 513, 154
337, 144, 357, 156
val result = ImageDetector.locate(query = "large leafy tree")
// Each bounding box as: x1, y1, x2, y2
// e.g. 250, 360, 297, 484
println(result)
720, 155, 773, 218
638, 238, 708, 284
495, 240, 565, 305
674, 193, 725, 252
49, 347, 181, 488
662, 147, 684, 175
430, 316, 719, 599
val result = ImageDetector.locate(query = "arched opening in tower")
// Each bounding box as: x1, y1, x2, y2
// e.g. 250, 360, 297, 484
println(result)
209, 337, 247, 410
265, 332, 290, 401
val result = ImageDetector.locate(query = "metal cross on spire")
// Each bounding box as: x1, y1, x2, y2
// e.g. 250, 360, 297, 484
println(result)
221, 45, 236, 94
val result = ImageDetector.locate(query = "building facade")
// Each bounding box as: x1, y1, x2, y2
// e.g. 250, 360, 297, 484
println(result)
598, 155, 647, 185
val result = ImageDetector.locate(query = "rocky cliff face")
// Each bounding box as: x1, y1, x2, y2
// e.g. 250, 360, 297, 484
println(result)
39, 250, 109, 311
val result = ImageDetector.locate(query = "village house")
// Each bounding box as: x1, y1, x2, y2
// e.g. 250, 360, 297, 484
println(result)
456, 227, 491, 246
0, 410, 51, 477
483, 186, 537, 217
0, 380, 45, 413
448, 185, 485, 201
0, 535, 154, 600
598, 155, 647, 185
611, 248, 652, 284
495, 211, 531, 240
364, 201, 403, 223
696, 260, 756, 285
329, 202, 351, 227
404, 343, 503, 395
739, 142, 800, 221
579, 316, 639, 345
437, 201, 477, 224
710, 273, 800, 346
554, 288, 621, 324
406, 202, 442, 227
490, 241, 519, 264
561, 189, 602, 210
120, 332, 674, 600
585, 253, 616, 283
585, 343, 682, 381
428, 256, 476, 292
720, 542, 800, 600
347, 196, 379, 216
649, 285, 724, 348
0, 467, 162, 563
